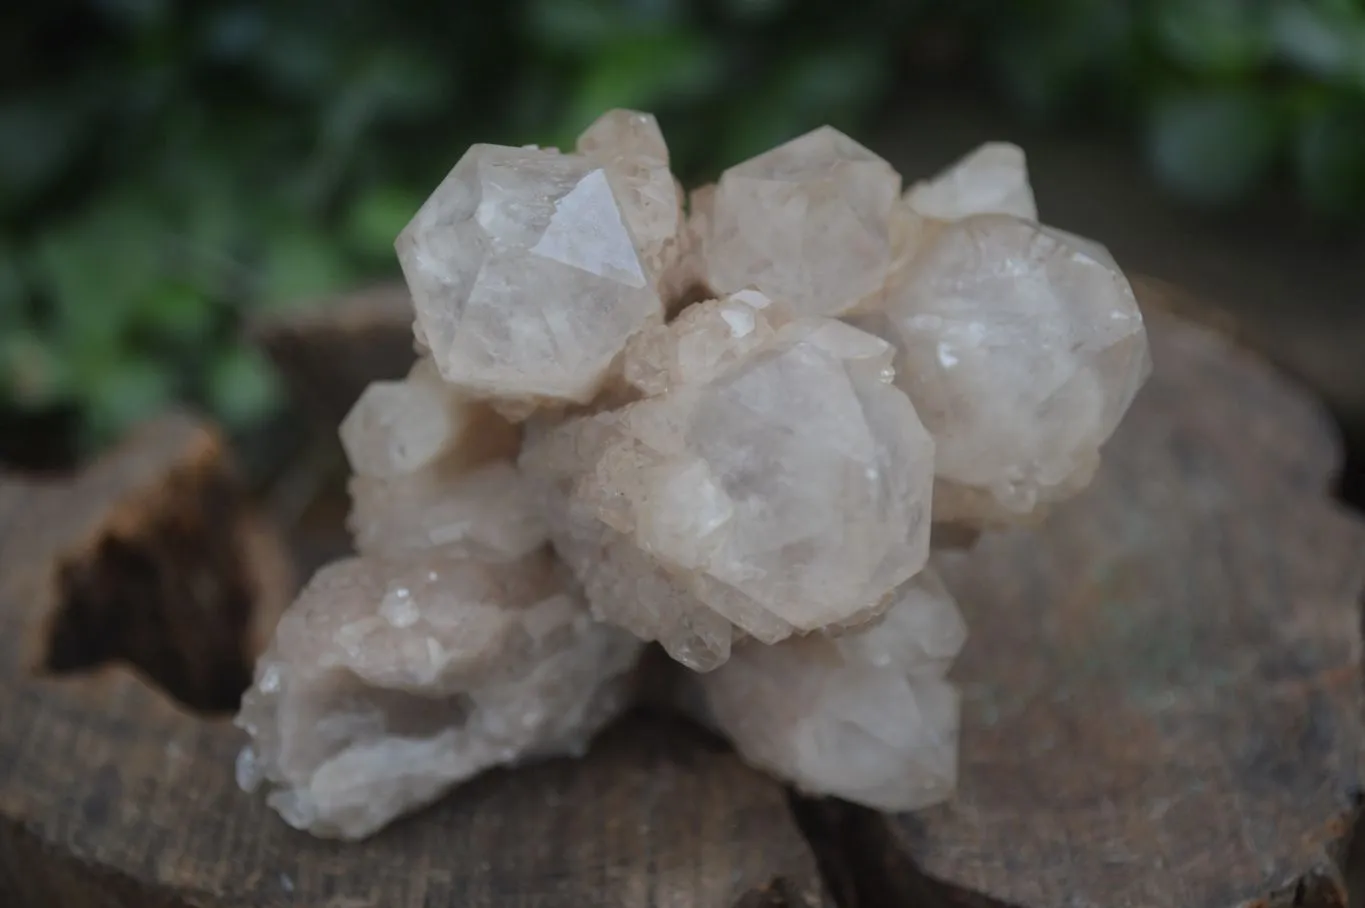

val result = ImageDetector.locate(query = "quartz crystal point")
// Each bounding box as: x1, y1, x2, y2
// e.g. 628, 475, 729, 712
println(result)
904, 142, 1037, 221
237, 118, 1157, 835
520, 291, 936, 671
688, 567, 965, 809
235, 551, 641, 839
340, 357, 536, 560
348, 459, 547, 562
698, 127, 901, 317
852, 214, 1150, 526
575, 109, 686, 295
396, 143, 665, 413
340, 358, 518, 480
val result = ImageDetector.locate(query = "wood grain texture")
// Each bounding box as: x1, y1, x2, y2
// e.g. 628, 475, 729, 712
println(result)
893, 301, 1365, 908
0, 295, 1360, 908
0, 422, 832, 907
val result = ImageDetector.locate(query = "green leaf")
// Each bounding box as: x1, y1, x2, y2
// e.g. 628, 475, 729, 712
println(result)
1147, 90, 1283, 207
719, 0, 789, 23
256, 225, 356, 310
1269, 2, 1365, 85
1294, 99, 1365, 217
89, 0, 171, 30
134, 285, 217, 343
207, 345, 282, 427
0, 330, 70, 408
988, 0, 1136, 122
0, 97, 91, 207
1153, 0, 1268, 77
560, 31, 724, 141
32, 196, 168, 350
715, 46, 887, 169
80, 354, 174, 444
344, 184, 422, 260
526, 0, 682, 54
0, 248, 23, 331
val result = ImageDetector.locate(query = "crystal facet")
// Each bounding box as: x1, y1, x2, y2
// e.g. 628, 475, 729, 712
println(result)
520, 292, 935, 670
905, 142, 1038, 221
236, 551, 641, 839
241, 118, 1154, 833
698, 127, 902, 317
396, 144, 665, 411
687, 567, 964, 809
340, 358, 518, 479
576, 109, 685, 291
851, 214, 1150, 526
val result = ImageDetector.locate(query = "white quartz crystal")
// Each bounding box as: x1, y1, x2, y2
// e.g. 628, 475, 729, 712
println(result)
396, 143, 665, 412
520, 292, 936, 671
698, 127, 902, 317
348, 459, 547, 562
242, 120, 1153, 836
852, 214, 1150, 526
339, 358, 518, 479
688, 567, 965, 809
905, 142, 1038, 221
576, 109, 686, 295
235, 551, 641, 839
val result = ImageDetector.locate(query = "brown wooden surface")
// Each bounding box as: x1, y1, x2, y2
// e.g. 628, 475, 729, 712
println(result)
0, 422, 833, 906
890, 299, 1365, 908
0, 291, 1361, 908
247, 282, 418, 431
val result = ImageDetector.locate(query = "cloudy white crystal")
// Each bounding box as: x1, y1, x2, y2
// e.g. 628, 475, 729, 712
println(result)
339, 358, 517, 479
576, 109, 686, 294
905, 142, 1038, 221
396, 143, 665, 411
852, 214, 1150, 526
239, 119, 1154, 836
520, 292, 936, 670
235, 551, 641, 839
699, 126, 902, 317
688, 567, 965, 809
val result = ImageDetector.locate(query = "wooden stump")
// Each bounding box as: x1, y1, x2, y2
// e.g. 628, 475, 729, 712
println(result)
0, 291, 1361, 908
247, 283, 417, 432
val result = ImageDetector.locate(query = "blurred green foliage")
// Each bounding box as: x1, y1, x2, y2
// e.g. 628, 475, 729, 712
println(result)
2, 0, 1363, 454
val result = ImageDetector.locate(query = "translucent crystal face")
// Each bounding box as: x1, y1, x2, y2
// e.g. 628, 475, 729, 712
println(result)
904, 142, 1038, 222
855, 214, 1150, 525
692, 567, 965, 810
244, 117, 1154, 833
576, 109, 683, 285
520, 294, 936, 669
701, 126, 902, 317
339, 359, 515, 480
396, 143, 664, 409
235, 552, 641, 840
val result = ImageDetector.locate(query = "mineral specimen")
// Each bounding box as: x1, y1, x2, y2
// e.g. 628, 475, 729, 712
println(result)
235, 551, 641, 839
339, 358, 518, 480
850, 214, 1150, 526
904, 142, 1037, 221
696, 126, 902, 317
396, 143, 665, 414
685, 567, 965, 809
520, 291, 935, 671
576, 109, 685, 292
237, 111, 1152, 834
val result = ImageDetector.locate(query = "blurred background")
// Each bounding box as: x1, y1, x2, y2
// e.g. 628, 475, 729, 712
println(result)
1, 0, 1362, 496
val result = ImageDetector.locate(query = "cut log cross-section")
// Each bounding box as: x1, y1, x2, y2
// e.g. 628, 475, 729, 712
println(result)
0, 281, 1361, 908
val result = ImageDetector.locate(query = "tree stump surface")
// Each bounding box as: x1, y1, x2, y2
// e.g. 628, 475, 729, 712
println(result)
247, 283, 417, 432
0, 287, 1362, 908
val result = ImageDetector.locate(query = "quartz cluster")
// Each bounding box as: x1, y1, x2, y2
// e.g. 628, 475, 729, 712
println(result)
236, 110, 1150, 837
